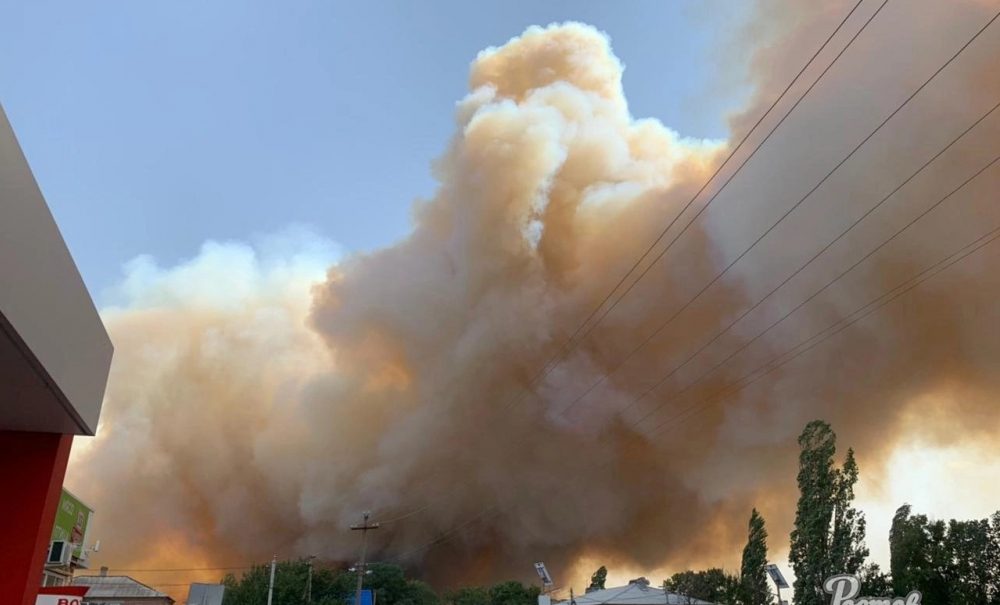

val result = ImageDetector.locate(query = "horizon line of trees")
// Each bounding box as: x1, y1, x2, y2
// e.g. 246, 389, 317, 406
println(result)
220, 420, 1000, 605
659, 420, 1000, 605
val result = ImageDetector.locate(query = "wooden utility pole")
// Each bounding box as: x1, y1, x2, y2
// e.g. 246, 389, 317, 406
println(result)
351, 512, 380, 605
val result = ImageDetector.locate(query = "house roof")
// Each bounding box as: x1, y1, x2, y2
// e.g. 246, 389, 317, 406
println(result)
566, 581, 716, 605
72, 575, 175, 602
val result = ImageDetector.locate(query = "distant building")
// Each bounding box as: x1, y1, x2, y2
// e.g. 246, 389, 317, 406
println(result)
564, 577, 718, 605
42, 488, 97, 588
73, 574, 175, 605
185, 583, 224, 605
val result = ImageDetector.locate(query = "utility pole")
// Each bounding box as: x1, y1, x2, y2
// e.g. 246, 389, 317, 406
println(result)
267, 554, 277, 605
304, 555, 316, 603
351, 511, 380, 605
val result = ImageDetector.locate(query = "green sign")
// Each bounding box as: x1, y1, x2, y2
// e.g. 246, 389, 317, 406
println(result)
50, 489, 92, 559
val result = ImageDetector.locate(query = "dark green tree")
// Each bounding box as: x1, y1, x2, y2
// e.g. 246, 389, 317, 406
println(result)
829, 449, 869, 576
856, 562, 891, 595
889, 505, 948, 602
664, 569, 740, 604
364, 563, 439, 605
444, 587, 490, 605
888, 505, 1000, 604
223, 559, 347, 605
788, 420, 838, 605
944, 518, 994, 604
486, 581, 539, 605
739, 509, 772, 605
588, 566, 608, 592
222, 561, 438, 605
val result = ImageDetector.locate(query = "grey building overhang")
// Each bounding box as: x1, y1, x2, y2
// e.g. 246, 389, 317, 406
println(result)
0, 105, 113, 435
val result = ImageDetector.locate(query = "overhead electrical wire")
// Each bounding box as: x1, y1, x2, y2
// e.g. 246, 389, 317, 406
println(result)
386, 505, 500, 563
655, 223, 1000, 434
373, 1, 879, 528
497, 0, 877, 415
646, 156, 1000, 434
366, 7, 1000, 556
327, 2, 999, 564
624, 103, 1000, 427
93, 565, 254, 573
556, 6, 1000, 417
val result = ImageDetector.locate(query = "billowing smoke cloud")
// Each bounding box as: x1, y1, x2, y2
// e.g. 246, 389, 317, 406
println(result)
70, 0, 1000, 593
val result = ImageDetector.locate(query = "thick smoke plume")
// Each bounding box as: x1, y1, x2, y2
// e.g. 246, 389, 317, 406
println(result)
70, 0, 1000, 593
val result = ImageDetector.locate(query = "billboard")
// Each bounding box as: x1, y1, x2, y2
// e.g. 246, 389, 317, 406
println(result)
50, 489, 93, 560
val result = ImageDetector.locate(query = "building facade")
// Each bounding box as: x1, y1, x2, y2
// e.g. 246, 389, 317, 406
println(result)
42, 488, 97, 588
0, 104, 114, 605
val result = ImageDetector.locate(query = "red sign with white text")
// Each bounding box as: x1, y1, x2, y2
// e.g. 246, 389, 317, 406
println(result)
36, 586, 89, 605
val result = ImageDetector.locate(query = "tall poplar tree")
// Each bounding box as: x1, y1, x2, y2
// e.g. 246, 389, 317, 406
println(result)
829, 448, 869, 575
789, 420, 837, 605
739, 508, 772, 605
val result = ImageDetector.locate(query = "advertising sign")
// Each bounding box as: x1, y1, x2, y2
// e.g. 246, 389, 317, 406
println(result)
36, 586, 89, 605
50, 489, 92, 559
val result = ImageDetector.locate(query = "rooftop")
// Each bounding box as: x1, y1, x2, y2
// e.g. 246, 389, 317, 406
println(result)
73, 575, 174, 602
565, 579, 716, 605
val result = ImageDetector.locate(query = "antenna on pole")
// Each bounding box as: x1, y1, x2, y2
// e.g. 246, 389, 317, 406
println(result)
351, 511, 380, 605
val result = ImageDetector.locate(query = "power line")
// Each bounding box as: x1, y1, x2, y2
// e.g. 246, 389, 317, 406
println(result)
379, 503, 432, 525
556, 5, 1000, 418
350, 2, 979, 555
636, 148, 1000, 431
91, 566, 254, 573
387, 505, 500, 563
378, 0, 880, 528
73, 578, 199, 589
649, 177, 1000, 435
498, 0, 876, 415
658, 224, 1000, 434
373, 117, 1000, 572
620, 97, 1000, 424
332, 3, 997, 565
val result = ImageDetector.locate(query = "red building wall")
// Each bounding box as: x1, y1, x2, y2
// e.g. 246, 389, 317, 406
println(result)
0, 431, 73, 605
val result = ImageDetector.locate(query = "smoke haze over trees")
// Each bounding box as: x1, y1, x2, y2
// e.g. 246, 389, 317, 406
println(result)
67, 0, 1000, 593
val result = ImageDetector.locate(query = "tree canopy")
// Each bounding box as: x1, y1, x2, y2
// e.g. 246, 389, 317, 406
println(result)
588, 566, 607, 592
222, 561, 438, 605
789, 420, 869, 605
889, 505, 1000, 604
663, 569, 740, 604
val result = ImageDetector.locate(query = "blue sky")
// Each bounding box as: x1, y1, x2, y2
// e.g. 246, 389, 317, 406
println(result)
0, 0, 751, 301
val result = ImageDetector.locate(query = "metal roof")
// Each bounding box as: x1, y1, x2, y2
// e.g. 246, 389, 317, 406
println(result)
564, 582, 717, 605
186, 583, 225, 605
73, 575, 174, 601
